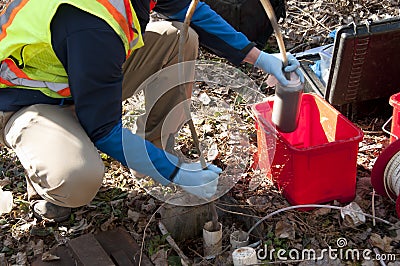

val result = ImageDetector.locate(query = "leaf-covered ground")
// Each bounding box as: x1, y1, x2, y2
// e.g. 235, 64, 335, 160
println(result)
1, 0, 400, 265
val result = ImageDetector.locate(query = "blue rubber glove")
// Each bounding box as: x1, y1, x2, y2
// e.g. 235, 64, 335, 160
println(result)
96, 122, 179, 186
173, 163, 222, 199
254, 52, 304, 86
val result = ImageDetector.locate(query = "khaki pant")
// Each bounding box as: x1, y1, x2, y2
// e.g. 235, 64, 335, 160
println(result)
0, 21, 199, 207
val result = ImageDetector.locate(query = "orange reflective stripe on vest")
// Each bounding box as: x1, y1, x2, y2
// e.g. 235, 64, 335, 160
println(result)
96, 0, 139, 50
0, 0, 29, 42
0, 77, 13, 86
3, 59, 29, 79
122, 0, 140, 50
0, 59, 70, 96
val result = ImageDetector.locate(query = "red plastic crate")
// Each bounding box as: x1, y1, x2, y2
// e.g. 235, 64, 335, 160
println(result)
252, 93, 363, 205
389, 92, 400, 143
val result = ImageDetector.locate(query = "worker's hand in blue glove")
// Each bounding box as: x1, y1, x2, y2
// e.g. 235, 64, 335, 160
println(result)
173, 162, 222, 199
254, 51, 304, 86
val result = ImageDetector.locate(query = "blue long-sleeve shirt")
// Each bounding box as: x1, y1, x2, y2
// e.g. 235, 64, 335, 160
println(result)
0, 1, 254, 183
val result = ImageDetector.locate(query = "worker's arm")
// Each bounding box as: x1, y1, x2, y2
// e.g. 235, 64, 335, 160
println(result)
156, 1, 254, 65
156, 1, 303, 84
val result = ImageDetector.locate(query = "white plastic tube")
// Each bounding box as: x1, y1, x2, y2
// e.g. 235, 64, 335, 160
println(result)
230, 230, 249, 250
0, 188, 13, 214
232, 247, 258, 265
203, 221, 222, 258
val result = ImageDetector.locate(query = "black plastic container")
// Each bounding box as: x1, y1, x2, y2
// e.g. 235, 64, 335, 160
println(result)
297, 17, 400, 118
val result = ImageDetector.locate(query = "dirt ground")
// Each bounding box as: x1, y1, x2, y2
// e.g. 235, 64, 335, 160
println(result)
1, 0, 400, 265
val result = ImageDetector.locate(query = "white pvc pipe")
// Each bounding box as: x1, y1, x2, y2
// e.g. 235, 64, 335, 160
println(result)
0, 188, 13, 214
203, 221, 222, 258
230, 230, 249, 250
232, 247, 258, 266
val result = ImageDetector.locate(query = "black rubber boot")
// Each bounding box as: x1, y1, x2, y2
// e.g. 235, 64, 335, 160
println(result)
31, 200, 71, 223
26, 177, 71, 222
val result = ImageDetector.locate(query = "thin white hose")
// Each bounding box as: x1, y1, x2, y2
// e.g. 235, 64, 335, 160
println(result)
247, 204, 394, 236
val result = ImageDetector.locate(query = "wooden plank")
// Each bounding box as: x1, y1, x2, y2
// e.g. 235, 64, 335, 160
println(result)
95, 227, 153, 266
32, 246, 76, 266
32, 228, 152, 266
68, 234, 115, 266
110, 250, 134, 266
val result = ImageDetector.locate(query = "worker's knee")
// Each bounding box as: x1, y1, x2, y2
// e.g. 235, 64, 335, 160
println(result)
146, 21, 199, 58
62, 163, 104, 207
5, 104, 106, 207
40, 162, 105, 208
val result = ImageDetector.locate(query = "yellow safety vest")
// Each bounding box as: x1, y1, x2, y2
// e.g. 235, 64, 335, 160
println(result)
0, 0, 144, 98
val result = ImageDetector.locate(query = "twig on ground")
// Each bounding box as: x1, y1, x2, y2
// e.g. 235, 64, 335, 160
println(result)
215, 204, 263, 219
139, 202, 166, 265
372, 189, 376, 227
158, 222, 191, 266
292, 6, 333, 33
187, 247, 214, 265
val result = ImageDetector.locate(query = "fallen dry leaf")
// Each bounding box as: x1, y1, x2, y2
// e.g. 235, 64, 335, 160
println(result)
275, 220, 295, 240
369, 233, 393, 253
312, 207, 332, 217
41, 252, 60, 262
150, 249, 168, 266
15, 252, 27, 265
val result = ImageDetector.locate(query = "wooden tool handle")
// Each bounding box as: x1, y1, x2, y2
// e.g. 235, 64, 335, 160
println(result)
180, 0, 219, 232
179, 0, 207, 169
259, 0, 290, 80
